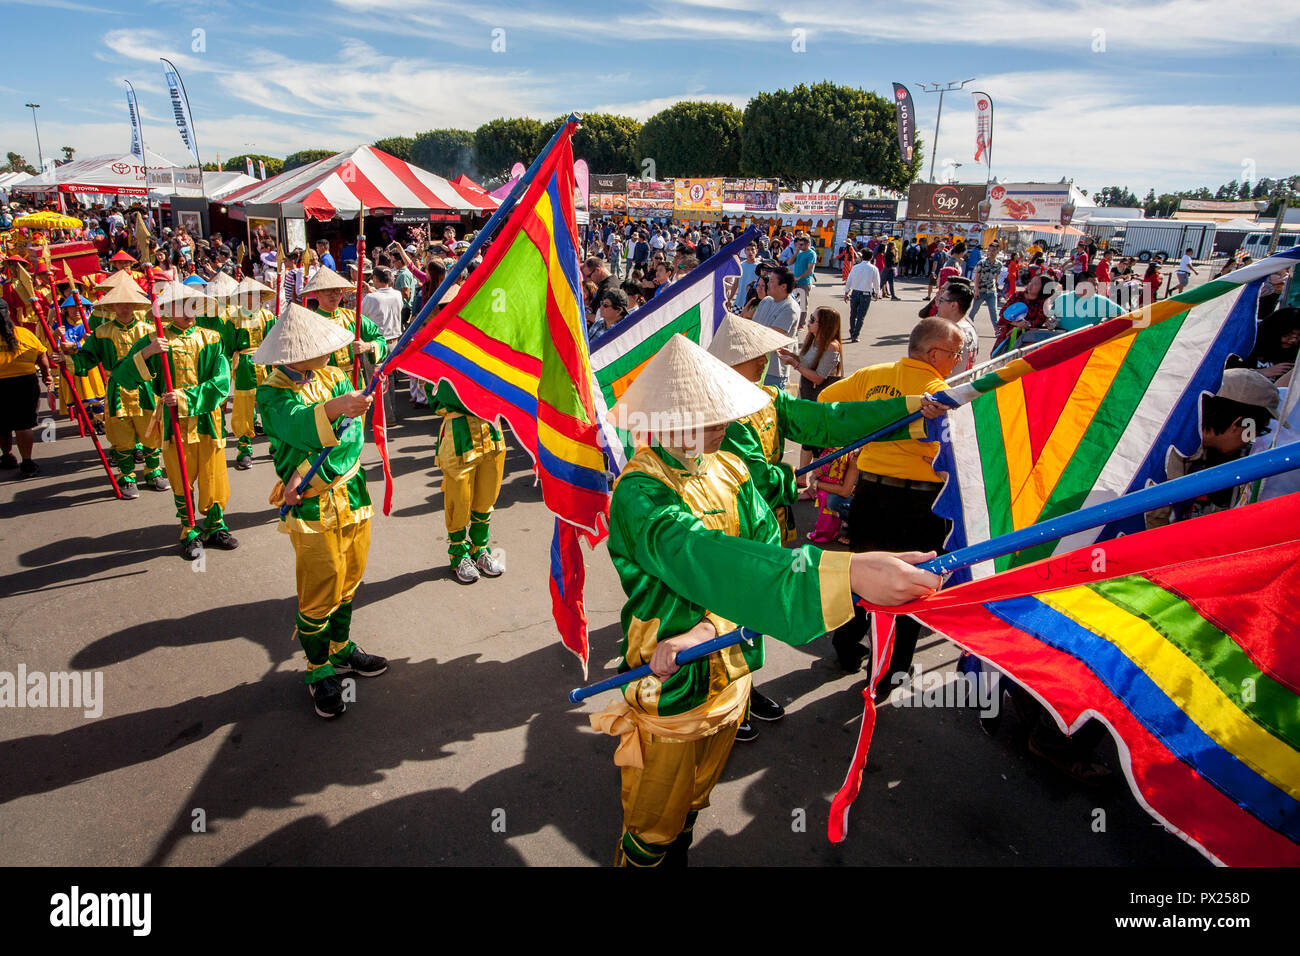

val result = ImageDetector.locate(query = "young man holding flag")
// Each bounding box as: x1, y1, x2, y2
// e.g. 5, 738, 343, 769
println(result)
595, 335, 942, 866
302, 266, 387, 382
255, 303, 389, 719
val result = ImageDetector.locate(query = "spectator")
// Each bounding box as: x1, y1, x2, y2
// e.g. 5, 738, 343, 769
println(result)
629, 231, 650, 270
881, 241, 898, 300
736, 241, 761, 308
580, 256, 618, 317
780, 305, 843, 490
752, 265, 800, 388
842, 251, 882, 343
1048, 272, 1125, 331
819, 317, 960, 674
1257, 268, 1289, 319
994, 273, 1056, 351
1146, 368, 1279, 529
1068, 239, 1090, 278
314, 239, 336, 271
1095, 248, 1113, 298
1172, 247, 1197, 294
650, 261, 675, 298
836, 243, 856, 284
963, 241, 982, 280
920, 277, 979, 371
970, 248, 1001, 331
0, 298, 54, 477
1141, 261, 1162, 306
589, 288, 629, 346
360, 266, 405, 348
1227, 307, 1299, 381
619, 280, 645, 312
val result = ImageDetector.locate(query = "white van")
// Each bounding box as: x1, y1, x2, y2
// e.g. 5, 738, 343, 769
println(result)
1240, 230, 1300, 260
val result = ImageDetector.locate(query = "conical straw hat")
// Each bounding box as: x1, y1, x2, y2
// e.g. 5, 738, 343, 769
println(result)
95, 270, 138, 291
235, 275, 272, 297
95, 281, 149, 306
609, 334, 770, 433
153, 282, 200, 310
253, 303, 356, 366
303, 266, 353, 293
706, 313, 795, 366
204, 271, 240, 299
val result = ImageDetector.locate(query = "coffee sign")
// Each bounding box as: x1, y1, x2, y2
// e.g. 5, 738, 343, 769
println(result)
906, 183, 987, 223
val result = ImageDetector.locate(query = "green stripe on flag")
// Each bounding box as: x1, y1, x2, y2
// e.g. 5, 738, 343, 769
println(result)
1088, 576, 1300, 752
1008, 314, 1186, 568
970, 392, 1014, 571
595, 301, 704, 407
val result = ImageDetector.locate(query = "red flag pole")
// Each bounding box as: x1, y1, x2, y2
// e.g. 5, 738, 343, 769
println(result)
32, 281, 123, 498
352, 204, 365, 387
143, 269, 197, 527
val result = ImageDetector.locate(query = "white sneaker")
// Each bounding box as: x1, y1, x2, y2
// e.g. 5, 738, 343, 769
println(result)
453, 555, 480, 583
475, 548, 505, 577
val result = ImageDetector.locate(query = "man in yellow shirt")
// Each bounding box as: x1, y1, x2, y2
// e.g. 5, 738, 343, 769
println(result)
818, 317, 962, 676
0, 299, 54, 477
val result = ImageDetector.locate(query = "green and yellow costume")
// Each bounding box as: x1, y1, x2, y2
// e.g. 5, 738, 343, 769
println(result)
257, 364, 372, 685
223, 306, 276, 459
430, 381, 505, 565
596, 444, 857, 866
316, 306, 387, 382
722, 387, 928, 543
63, 309, 162, 487
116, 323, 231, 541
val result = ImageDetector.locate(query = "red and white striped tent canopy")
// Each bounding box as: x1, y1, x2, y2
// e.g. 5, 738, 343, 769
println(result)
220, 146, 497, 221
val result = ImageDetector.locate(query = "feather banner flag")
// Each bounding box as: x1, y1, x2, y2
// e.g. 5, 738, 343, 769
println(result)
588, 228, 751, 473
387, 120, 607, 669
830, 492, 1300, 866
927, 253, 1298, 585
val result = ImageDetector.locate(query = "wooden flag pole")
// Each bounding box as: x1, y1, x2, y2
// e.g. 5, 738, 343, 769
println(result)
143, 269, 197, 527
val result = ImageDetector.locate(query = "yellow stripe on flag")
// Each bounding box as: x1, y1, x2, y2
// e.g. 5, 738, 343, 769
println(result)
1042, 586, 1300, 800
538, 418, 608, 473
435, 327, 539, 396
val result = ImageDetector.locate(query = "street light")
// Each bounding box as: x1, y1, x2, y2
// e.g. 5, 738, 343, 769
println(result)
949, 162, 963, 183
25, 103, 43, 171
917, 79, 975, 184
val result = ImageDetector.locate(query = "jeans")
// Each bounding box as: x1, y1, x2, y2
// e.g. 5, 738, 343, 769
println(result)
881, 268, 896, 298
848, 290, 872, 340
968, 291, 999, 330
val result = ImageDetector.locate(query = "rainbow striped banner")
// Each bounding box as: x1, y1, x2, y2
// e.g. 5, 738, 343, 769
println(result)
931, 247, 1300, 583
392, 121, 608, 537
878, 492, 1300, 866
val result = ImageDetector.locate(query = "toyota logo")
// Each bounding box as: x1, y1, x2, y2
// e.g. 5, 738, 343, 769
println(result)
111, 163, 130, 174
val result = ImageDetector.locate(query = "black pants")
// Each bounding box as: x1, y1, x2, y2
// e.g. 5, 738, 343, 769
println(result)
831, 477, 948, 681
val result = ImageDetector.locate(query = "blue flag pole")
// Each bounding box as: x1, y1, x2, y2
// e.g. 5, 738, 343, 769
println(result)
279, 114, 581, 518
796, 409, 925, 477
569, 440, 1300, 701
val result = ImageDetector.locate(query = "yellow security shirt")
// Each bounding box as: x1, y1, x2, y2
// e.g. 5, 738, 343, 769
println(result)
0, 326, 48, 379
818, 357, 945, 482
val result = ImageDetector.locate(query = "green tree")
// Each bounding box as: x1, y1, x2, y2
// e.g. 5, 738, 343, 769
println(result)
637, 101, 742, 178
535, 113, 641, 174
740, 83, 921, 192
283, 148, 337, 171
410, 128, 475, 178
60, 146, 75, 163
474, 118, 545, 184
224, 154, 284, 176
372, 136, 414, 162
5, 151, 37, 174
1094, 185, 1139, 207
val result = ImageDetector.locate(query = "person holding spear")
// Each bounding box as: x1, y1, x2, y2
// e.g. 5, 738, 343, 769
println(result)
60, 281, 167, 499
594, 335, 942, 867
115, 284, 237, 559
229, 276, 277, 470
301, 266, 387, 384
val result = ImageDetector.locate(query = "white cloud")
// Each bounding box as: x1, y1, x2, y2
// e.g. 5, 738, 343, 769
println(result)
588, 93, 750, 121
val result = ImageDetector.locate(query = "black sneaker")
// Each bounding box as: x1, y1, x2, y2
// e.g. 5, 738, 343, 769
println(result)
734, 719, 758, 743
334, 647, 388, 677
120, 480, 140, 500
180, 537, 204, 561
0, 453, 17, 469
749, 689, 785, 722
309, 675, 346, 719
18, 460, 39, 478
203, 529, 240, 550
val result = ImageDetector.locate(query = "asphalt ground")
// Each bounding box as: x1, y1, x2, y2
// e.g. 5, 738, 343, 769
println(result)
0, 267, 1208, 867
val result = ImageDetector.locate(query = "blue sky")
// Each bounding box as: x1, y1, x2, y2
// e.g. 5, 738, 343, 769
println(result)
2, 0, 1298, 195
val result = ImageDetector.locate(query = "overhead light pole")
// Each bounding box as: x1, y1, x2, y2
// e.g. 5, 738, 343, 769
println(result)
25, 103, 43, 170
917, 79, 975, 183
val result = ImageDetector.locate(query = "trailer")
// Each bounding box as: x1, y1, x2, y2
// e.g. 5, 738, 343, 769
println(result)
1121, 219, 1216, 262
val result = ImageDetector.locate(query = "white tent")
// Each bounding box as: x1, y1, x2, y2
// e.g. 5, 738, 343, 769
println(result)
0, 171, 32, 199
149, 169, 256, 202
11, 149, 179, 199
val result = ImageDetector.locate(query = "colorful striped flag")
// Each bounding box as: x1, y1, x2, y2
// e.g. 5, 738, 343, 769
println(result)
388, 121, 607, 666
930, 248, 1300, 584
832, 492, 1300, 865
589, 229, 752, 472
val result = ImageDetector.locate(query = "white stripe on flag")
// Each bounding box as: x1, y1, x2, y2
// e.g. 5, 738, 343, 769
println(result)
948, 403, 995, 579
